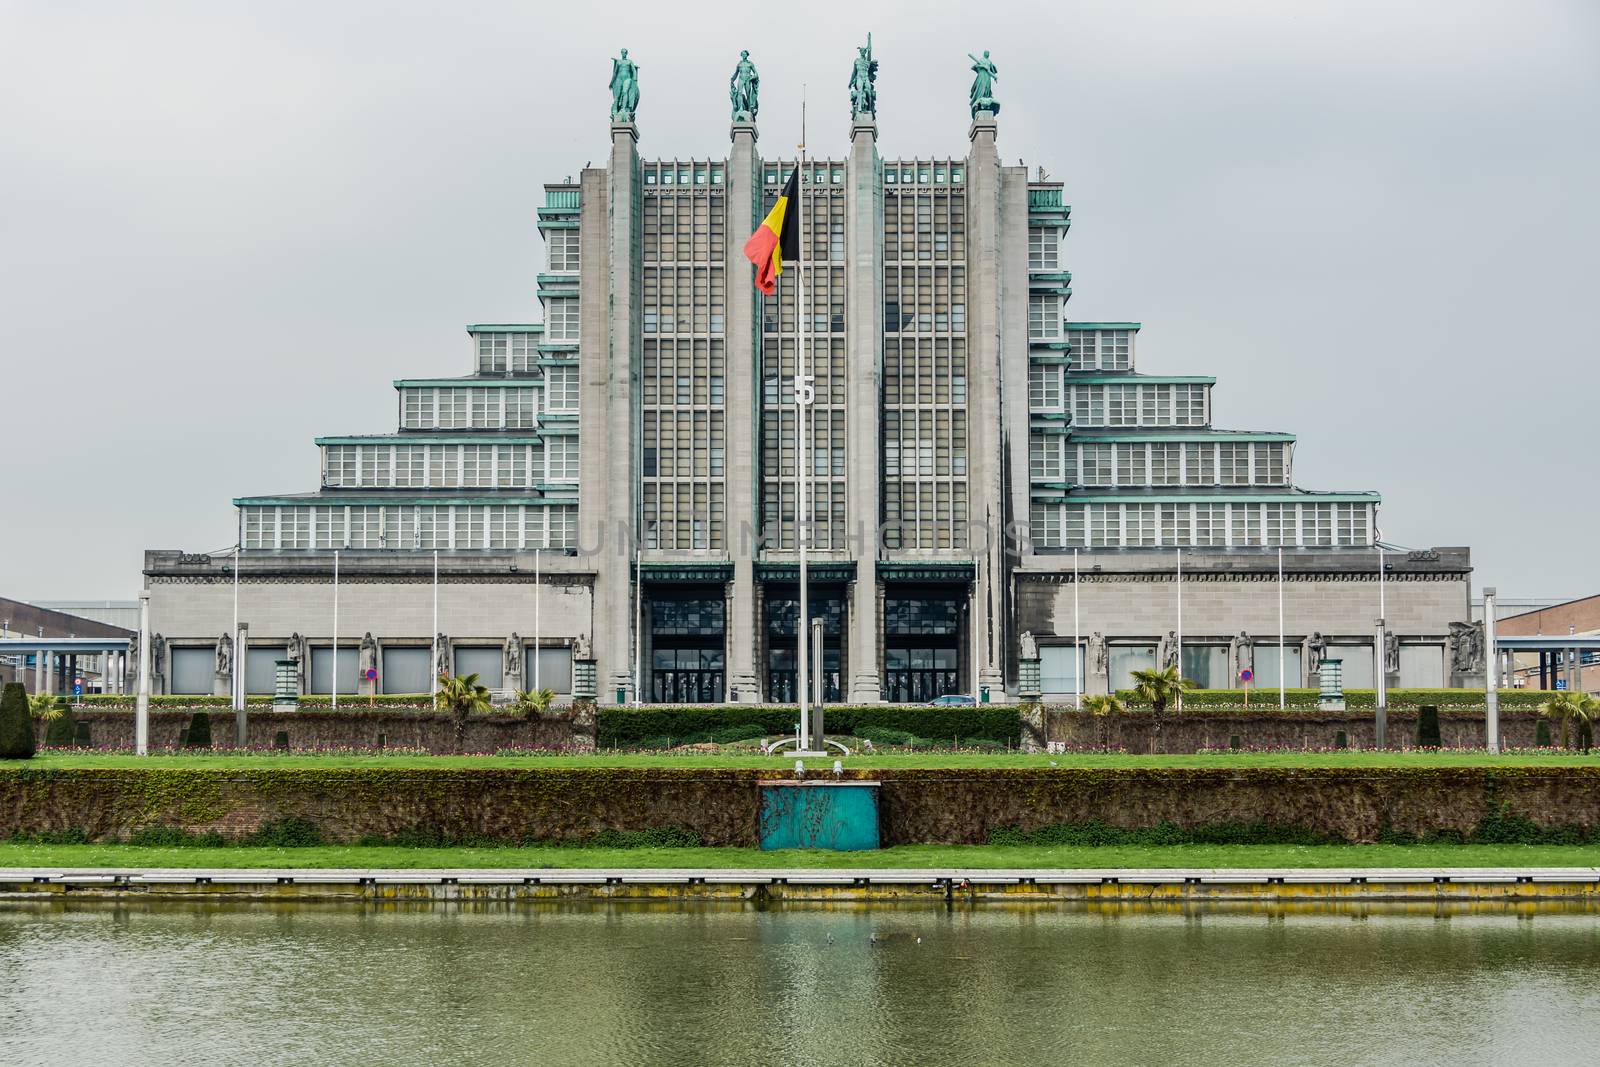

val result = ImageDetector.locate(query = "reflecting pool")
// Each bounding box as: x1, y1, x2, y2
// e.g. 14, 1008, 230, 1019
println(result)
3, 901, 1599, 1066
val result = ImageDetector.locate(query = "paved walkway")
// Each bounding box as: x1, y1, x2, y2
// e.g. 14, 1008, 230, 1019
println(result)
4, 867, 1600, 901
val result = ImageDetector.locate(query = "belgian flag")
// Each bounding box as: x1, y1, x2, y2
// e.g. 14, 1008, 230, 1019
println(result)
742, 167, 799, 295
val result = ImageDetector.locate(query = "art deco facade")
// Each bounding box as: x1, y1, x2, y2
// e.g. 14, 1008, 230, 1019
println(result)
144, 80, 1474, 703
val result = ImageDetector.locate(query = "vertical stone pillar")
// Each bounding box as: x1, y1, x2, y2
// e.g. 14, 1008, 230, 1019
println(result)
584, 121, 641, 702
998, 160, 1033, 696
965, 110, 1007, 696
845, 118, 883, 704
725, 120, 762, 702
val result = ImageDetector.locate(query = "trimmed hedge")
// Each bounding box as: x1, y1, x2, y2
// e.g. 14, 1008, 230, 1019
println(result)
184, 712, 213, 748
1416, 705, 1442, 747
43, 705, 76, 748
597, 705, 1022, 748
0, 684, 33, 759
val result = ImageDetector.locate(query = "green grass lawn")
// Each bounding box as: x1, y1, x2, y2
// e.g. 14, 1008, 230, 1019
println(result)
2, 841, 1599, 870
3, 749, 1597, 771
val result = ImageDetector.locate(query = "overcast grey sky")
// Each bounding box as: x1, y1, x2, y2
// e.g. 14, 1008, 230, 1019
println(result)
2, 0, 1596, 602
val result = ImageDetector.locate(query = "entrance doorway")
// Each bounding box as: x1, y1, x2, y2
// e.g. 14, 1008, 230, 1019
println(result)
764, 586, 844, 702
646, 588, 725, 703
883, 588, 963, 702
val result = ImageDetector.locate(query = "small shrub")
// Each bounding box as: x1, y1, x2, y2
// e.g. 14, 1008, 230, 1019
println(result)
857, 726, 914, 746
124, 825, 226, 848
585, 827, 701, 849
273, 730, 290, 750
1580, 720, 1595, 753
1535, 720, 1552, 747
986, 820, 1339, 848
44, 705, 77, 747
184, 712, 212, 748
8, 828, 90, 845
1334, 731, 1348, 749
246, 817, 323, 847
0, 683, 35, 759
709, 723, 767, 744
1415, 705, 1441, 748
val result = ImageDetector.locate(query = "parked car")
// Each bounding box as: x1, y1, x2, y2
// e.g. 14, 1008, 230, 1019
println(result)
926, 694, 976, 707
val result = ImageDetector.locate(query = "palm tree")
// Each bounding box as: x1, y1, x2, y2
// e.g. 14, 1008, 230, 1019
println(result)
1539, 691, 1596, 751
1081, 693, 1126, 750
513, 687, 556, 721
1129, 666, 1195, 753
27, 693, 64, 722
435, 672, 492, 752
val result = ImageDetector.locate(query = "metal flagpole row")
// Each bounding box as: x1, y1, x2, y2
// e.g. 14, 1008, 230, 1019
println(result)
232, 529, 241, 712
1277, 545, 1285, 709
534, 543, 542, 693
1072, 548, 1081, 707
1175, 548, 1183, 710
331, 549, 339, 709
432, 549, 439, 684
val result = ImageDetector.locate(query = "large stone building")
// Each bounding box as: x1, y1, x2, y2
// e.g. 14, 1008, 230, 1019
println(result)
143, 47, 1476, 702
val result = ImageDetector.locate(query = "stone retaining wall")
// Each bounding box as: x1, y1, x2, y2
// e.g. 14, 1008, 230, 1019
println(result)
39, 709, 595, 754
1030, 708, 1542, 752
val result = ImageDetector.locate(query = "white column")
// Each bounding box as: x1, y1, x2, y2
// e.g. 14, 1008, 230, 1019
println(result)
136, 593, 151, 756
725, 119, 762, 703
1374, 616, 1388, 748
845, 118, 884, 704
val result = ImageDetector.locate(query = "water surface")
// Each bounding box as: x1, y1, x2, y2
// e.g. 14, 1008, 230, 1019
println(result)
2, 901, 1598, 1065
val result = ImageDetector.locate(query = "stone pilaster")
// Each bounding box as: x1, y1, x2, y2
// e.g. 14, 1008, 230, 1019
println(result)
845, 118, 883, 703
725, 120, 762, 702
998, 160, 1033, 695
965, 111, 1006, 696
590, 122, 640, 702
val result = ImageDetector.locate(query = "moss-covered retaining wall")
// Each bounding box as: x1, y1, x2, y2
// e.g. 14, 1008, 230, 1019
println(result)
4, 766, 1600, 845
34, 710, 595, 754
1036, 708, 1546, 753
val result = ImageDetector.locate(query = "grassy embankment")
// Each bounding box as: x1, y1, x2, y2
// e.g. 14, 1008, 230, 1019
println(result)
6, 749, 1598, 870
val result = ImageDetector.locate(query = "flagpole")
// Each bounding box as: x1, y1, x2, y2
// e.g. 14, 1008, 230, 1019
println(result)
432, 549, 439, 687
795, 92, 811, 745
1278, 545, 1286, 709
1175, 547, 1182, 711
1072, 548, 1081, 708
331, 549, 339, 709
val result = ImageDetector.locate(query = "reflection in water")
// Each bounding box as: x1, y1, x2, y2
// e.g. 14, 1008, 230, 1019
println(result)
3, 901, 1600, 1066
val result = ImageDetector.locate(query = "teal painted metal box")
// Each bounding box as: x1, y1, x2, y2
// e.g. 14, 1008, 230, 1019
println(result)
758, 781, 881, 851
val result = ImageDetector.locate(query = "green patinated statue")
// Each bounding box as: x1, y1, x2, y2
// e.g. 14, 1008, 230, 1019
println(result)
730, 50, 759, 121
968, 50, 999, 117
848, 34, 878, 119
610, 48, 640, 122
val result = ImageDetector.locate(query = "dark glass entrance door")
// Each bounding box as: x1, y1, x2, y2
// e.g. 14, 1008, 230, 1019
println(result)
651, 647, 724, 703
884, 647, 960, 703
647, 589, 725, 704
883, 590, 964, 702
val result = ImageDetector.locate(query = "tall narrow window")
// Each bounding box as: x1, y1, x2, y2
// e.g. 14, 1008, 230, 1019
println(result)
546, 298, 579, 341
1028, 295, 1060, 340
